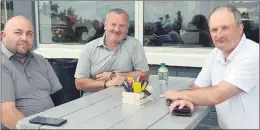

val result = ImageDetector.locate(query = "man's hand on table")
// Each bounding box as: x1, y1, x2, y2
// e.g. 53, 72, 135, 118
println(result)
165, 90, 196, 113
168, 99, 195, 114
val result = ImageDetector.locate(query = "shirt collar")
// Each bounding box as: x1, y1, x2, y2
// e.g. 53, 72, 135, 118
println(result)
1, 41, 34, 60
97, 35, 106, 47
226, 34, 246, 61
216, 34, 246, 63
1, 41, 14, 59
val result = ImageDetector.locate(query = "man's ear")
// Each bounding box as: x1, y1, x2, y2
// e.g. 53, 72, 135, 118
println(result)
1, 31, 5, 40
1, 31, 8, 43
239, 23, 244, 34
103, 20, 107, 30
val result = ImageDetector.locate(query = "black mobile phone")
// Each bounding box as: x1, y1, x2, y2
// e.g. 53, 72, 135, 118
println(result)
29, 116, 67, 126
172, 106, 192, 117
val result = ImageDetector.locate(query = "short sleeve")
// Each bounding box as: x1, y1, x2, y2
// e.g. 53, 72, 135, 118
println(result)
131, 40, 149, 72
1, 64, 15, 102
74, 45, 92, 78
194, 50, 214, 87
224, 56, 259, 93
45, 59, 62, 94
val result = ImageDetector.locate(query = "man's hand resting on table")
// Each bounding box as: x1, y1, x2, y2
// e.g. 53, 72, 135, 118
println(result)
168, 100, 195, 114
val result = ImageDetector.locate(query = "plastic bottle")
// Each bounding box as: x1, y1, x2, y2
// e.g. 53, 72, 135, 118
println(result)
158, 63, 168, 98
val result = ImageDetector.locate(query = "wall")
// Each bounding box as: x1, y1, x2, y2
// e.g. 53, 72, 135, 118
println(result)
149, 65, 201, 78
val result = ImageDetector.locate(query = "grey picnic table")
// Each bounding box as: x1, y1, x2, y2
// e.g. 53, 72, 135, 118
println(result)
17, 75, 211, 129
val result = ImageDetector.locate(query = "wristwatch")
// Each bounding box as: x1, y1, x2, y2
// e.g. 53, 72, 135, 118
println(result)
110, 72, 116, 80
104, 80, 108, 89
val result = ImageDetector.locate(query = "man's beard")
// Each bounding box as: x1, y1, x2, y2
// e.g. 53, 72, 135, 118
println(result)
15, 44, 31, 59
15, 51, 29, 59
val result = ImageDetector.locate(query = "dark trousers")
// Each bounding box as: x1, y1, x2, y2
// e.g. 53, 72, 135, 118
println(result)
1, 124, 10, 130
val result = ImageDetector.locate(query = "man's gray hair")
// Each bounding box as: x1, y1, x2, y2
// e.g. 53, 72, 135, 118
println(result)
105, 8, 129, 25
208, 5, 242, 26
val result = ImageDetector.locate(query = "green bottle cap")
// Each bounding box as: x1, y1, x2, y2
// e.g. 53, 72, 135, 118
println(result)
160, 63, 166, 67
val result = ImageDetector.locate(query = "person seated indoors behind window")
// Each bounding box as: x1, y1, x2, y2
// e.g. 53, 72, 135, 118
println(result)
1, 16, 62, 129
74, 8, 149, 96
166, 5, 259, 129
181, 14, 214, 47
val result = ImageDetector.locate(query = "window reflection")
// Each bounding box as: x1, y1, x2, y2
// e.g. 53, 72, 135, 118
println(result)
1, 1, 5, 31
144, 1, 259, 47
181, 14, 213, 47
1, 1, 13, 31
38, 1, 135, 44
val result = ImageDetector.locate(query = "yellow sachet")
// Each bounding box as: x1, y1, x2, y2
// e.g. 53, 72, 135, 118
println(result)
133, 82, 142, 93
141, 82, 147, 91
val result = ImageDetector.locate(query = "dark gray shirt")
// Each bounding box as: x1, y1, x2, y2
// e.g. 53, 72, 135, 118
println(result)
1, 42, 62, 117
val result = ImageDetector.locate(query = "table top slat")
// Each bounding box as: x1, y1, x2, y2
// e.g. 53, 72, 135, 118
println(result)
17, 76, 210, 129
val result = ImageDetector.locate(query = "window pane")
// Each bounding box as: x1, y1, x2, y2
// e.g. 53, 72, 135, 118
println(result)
38, 1, 135, 44
1, 1, 5, 31
1, 1, 14, 31
143, 1, 259, 47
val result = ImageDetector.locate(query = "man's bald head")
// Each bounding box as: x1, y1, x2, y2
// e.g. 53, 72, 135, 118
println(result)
3, 15, 33, 33
2, 15, 34, 59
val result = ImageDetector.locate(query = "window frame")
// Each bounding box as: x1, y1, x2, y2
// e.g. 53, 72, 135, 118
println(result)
1, 1, 9, 24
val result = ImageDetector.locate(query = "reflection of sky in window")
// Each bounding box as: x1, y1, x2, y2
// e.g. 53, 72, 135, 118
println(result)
144, 1, 259, 26
52, 1, 135, 22
144, 1, 200, 26
39, 1, 259, 25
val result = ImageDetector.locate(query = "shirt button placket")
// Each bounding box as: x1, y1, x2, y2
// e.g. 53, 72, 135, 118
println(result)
25, 68, 31, 82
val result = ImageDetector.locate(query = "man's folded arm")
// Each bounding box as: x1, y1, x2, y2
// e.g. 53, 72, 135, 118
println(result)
74, 44, 104, 92
75, 77, 107, 92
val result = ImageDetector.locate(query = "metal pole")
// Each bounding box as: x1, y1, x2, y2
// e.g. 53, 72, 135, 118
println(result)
4, 1, 8, 21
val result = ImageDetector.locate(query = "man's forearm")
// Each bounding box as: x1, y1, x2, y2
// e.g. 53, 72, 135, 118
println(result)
117, 71, 149, 80
188, 83, 201, 90
2, 108, 24, 129
179, 84, 201, 106
75, 78, 106, 92
179, 86, 219, 106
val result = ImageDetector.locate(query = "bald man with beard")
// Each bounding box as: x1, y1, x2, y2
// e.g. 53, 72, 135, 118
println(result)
1, 16, 62, 129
